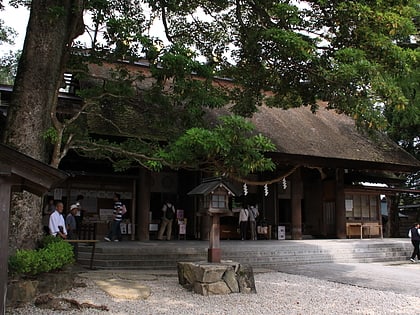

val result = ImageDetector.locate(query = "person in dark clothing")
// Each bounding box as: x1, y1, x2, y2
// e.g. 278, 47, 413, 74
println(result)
66, 204, 79, 240
75, 194, 85, 234
409, 222, 420, 262
104, 193, 125, 242
157, 200, 176, 241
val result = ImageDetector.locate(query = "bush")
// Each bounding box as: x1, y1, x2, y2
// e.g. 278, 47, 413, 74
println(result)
38, 234, 61, 248
8, 236, 74, 277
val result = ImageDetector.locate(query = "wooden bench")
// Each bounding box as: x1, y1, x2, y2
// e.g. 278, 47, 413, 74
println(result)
65, 239, 98, 269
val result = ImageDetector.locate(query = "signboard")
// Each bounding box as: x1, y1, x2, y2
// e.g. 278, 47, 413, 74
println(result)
179, 223, 186, 235
177, 209, 184, 220
278, 225, 286, 240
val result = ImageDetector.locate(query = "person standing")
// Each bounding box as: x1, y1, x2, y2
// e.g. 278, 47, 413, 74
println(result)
409, 222, 420, 262
239, 207, 249, 240
49, 201, 67, 239
75, 195, 85, 233
248, 205, 259, 241
157, 201, 176, 241
66, 204, 79, 240
104, 193, 125, 242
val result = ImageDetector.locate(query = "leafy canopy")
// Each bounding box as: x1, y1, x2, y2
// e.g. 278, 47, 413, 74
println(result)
2, 0, 419, 181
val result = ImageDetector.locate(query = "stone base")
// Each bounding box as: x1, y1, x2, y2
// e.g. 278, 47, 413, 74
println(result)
177, 261, 256, 296
7, 267, 76, 307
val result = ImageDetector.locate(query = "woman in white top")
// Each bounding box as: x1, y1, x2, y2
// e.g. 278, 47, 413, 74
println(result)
239, 207, 249, 240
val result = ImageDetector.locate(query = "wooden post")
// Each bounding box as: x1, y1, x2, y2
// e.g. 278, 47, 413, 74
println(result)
0, 178, 12, 315
291, 168, 303, 240
208, 214, 221, 263
335, 169, 346, 239
138, 168, 151, 241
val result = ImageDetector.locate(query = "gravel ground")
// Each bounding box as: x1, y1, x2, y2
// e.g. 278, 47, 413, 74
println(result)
7, 271, 419, 315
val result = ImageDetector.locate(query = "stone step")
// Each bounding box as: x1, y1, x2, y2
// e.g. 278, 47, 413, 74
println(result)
75, 239, 413, 270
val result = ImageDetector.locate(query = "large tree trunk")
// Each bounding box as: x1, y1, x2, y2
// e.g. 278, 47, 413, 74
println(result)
4, 0, 84, 251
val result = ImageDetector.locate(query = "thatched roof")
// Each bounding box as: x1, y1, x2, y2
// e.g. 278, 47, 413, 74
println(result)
79, 61, 420, 173
1, 82, 418, 173
206, 103, 420, 173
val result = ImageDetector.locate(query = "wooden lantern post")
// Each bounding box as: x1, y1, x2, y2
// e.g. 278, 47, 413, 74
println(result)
188, 177, 241, 264
207, 208, 229, 263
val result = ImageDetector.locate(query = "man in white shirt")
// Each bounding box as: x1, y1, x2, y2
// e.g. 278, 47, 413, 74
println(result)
49, 201, 67, 239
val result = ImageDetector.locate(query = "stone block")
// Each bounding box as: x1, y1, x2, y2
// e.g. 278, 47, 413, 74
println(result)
178, 261, 256, 296
206, 281, 232, 295
177, 261, 196, 289
200, 264, 229, 283
193, 280, 232, 296
7, 279, 38, 306
222, 267, 239, 293
237, 264, 257, 294
7, 268, 76, 307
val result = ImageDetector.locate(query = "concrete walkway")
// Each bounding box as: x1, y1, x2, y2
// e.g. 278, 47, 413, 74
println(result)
275, 260, 420, 297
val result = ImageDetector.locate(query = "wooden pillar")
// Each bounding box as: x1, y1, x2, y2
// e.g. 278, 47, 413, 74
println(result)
200, 214, 211, 241
0, 178, 12, 315
291, 168, 303, 240
208, 214, 221, 263
130, 179, 136, 241
388, 195, 400, 237
264, 183, 276, 230
137, 168, 151, 241
335, 169, 346, 238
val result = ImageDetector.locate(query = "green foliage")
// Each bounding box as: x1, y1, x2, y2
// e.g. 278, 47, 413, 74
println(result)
0, 50, 20, 85
8, 237, 74, 277
83, 0, 148, 60
163, 115, 276, 178
3, 0, 419, 181
43, 127, 59, 143
38, 234, 62, 248
74, 115, 276, 179
0, 20, 16, 45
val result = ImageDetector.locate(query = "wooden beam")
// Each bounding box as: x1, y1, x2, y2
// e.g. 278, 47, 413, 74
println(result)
345, 185, 420, 195
0, 163, 11, 176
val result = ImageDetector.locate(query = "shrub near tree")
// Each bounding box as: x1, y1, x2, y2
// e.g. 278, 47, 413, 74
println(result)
8, 236, 74, 277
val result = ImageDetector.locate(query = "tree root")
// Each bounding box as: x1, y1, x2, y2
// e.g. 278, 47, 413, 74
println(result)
34, 293, 108, 311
